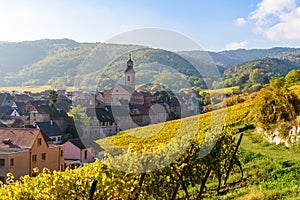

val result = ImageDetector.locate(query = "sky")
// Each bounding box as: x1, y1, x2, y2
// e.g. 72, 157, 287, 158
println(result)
1, 0, 300, 51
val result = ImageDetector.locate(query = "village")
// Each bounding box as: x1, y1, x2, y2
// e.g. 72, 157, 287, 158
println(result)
0, 55, 202, 183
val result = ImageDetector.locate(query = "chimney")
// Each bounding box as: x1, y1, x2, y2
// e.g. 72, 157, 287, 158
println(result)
2, 139, 12, 145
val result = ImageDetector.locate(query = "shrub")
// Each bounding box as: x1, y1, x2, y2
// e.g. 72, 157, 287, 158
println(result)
251, 87, 299, 129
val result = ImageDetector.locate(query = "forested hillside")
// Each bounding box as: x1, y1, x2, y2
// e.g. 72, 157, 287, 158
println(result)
180, 47, 300, 68
222, 51, 300, 88
0, 39, 299, 88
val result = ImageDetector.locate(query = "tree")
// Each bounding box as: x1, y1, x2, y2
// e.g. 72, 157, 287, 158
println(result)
269, 77, 285, 89
285, 69, 300, 86
49, 90, 58, 108
249, 69, 268, 85
68, 105, 90, 137
252, 87, 299, 128
49, 90, 58, 120
203, 92, 211, 106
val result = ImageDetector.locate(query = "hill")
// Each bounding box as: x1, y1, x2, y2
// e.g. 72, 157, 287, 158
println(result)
80, 48, 209, 90
179, 47, 300, 68
222, 51, 300, 87
1, 39, 299, 88
1, 40, 142, 87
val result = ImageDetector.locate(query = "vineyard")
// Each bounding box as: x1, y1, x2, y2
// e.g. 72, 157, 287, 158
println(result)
0, 101, 252, 199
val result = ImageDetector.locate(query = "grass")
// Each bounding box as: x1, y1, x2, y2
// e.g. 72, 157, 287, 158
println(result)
202, 127, 300, 199
203, 86, 240, 95
240, 129, 300, 161
217, 152, 300, 199
175, 125, 300, 199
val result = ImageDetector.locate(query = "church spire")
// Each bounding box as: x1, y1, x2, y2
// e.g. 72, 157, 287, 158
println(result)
125, 54, 135, 89
126, 53, 133, 71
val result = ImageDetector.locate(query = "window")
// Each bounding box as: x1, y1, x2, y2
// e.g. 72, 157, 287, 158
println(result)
84, 150, 88, 159
127, 76, 130, 81
0, 159, 5, 166
32, 154, 37, 162
37, 138, 42, 146
10, 158, 14, 166
41, 153, 46, 161
0, 176, 4, 183
60, 150, 63, 157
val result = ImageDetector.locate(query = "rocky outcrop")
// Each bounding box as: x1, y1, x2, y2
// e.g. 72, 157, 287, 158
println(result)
256, 124, 300, 147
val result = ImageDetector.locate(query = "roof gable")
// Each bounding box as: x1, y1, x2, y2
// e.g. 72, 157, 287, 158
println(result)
11, 102, 18, 109
10, 110, 20, 117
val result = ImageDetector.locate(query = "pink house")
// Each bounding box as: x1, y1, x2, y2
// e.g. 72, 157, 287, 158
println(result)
63, 139, 102, 166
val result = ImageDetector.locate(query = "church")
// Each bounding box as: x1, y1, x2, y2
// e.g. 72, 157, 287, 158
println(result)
102, 54, 144, 106
94, 54, 182, 131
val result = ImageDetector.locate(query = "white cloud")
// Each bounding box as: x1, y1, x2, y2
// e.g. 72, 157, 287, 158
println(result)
235, 17, 247, 26
249, 0, 300, 41
265, 7, 300, 40
250, 0, 296, 26
224, 41, 248, 50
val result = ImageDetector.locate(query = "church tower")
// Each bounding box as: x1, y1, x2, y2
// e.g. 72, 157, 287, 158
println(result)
124, 54, 135, 89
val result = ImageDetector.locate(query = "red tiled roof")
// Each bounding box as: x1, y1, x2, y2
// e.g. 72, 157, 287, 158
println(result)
0, 128, 40, 149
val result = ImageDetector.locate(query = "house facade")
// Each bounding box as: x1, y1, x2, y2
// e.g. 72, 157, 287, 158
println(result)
0, 128, 64, 183
63, 138, 102, 166
85, 108, 119, 139
30, 105, 51, 124
0, 149, 29, 183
